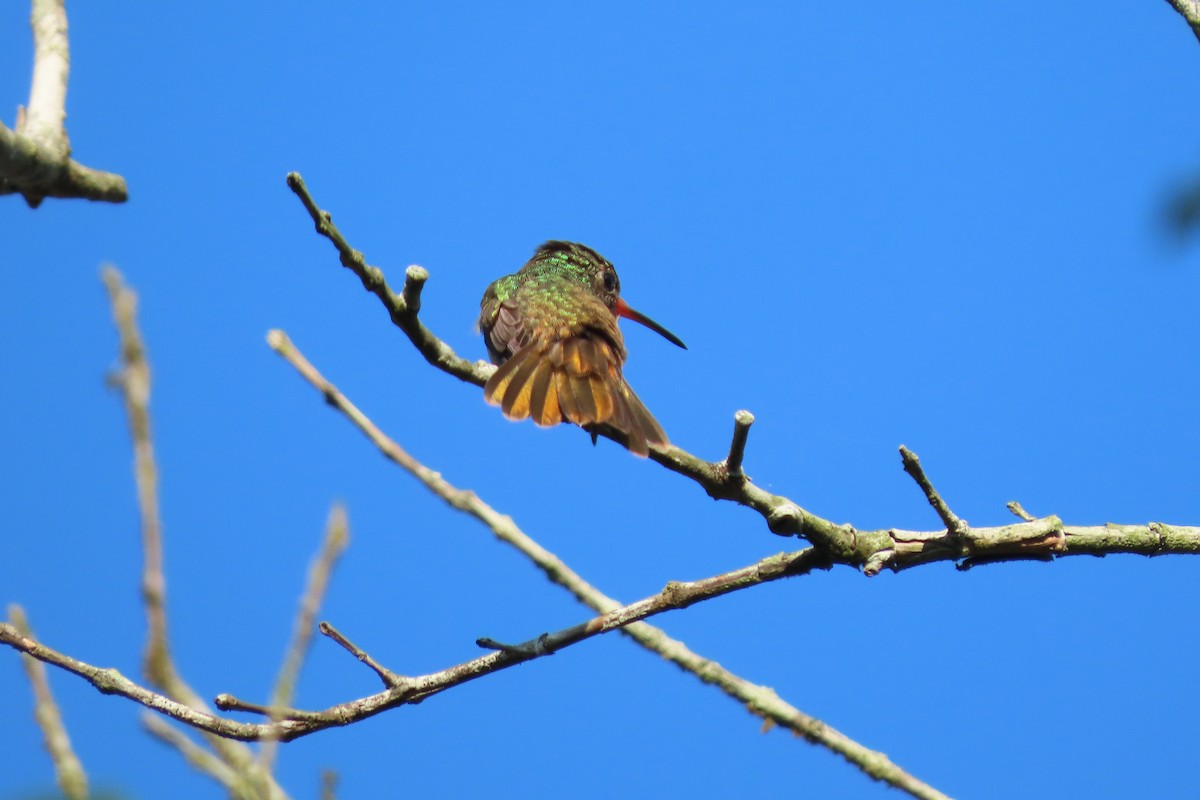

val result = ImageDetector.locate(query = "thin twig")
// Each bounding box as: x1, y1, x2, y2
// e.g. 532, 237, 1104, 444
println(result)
1006, 501, 1036, 522
286, 172, 476, 384
899, 445, 967, 537
319, 621, 405, 688
320, 770, 338, 800
102, 265, 286, 798
259, 505, 350, 772
102, 266, 174, 697
8, 605, 89, 800
5, 547, 835, 736
0, 532, 954, 796
725, 409, 755, 478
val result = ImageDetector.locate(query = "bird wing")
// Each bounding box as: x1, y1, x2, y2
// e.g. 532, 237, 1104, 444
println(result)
479, 280, 529, 364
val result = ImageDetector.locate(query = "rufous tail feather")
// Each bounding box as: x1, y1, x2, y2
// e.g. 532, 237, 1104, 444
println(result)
484, 335, 667, 456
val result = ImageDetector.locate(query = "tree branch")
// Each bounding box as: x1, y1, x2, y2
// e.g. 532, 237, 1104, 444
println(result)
0, 0, 127, 206
284, 172, 853, 554
899, 445, 967, 537
284, 174, 1200, 572
265, 330, 950, 800
1164, 0, 1200, 43
1, 546, 836, 741
318, 621, 404, 688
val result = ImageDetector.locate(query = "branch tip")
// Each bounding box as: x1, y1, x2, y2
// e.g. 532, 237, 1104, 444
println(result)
319, 621, 404, 687
401, 266, 428, 314
1006, 501, 1036, 522
266, 328, 289, 352
724, 409, 755, 477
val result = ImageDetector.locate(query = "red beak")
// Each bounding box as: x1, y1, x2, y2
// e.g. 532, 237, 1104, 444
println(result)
614, 298, 687, 350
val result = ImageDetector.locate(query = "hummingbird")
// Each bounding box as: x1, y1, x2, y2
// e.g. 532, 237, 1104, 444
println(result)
478, 241, 686, 456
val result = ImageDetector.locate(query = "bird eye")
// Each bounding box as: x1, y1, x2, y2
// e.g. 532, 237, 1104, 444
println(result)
603, 271, 617, 292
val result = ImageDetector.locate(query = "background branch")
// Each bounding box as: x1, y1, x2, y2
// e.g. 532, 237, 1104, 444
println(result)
102, 265, 287, 799
8, 604, 88, 800
258, 505, 350, 774
142, 714, 241, 796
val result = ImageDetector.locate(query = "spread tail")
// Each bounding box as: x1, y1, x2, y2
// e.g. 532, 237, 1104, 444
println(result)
484, 336, 667, 456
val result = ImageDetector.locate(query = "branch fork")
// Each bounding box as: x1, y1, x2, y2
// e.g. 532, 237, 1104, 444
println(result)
1, 0, 127, 206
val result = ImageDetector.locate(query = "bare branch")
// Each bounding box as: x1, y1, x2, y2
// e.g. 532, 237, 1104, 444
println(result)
1164, 0, 1200, 43
102, 265, 287, 798
266, 330, 951, 800
282, 179, 1200, 570
259, 505, 350, 772
0, 621, 283, 738
0, 0, 127, 206
320, 770, 338, 800
24, 0, 69, 158
264, 506, 350, 758
284, 174, 850, 554
285, 173, 475, 383
724, 409, 754, 479
1006, 501, 1036, 522
899, 445, 967, 537
102, 266, 175, 695
2, 548, 841, 736
8, 605, 88, 800
1, 529, 952, 797
319, 621, 404, 689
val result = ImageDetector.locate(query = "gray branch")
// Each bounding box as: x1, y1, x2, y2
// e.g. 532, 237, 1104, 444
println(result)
0, 0, 127, 206
1164, 0, 1200, 43
285, 172, 1200, 570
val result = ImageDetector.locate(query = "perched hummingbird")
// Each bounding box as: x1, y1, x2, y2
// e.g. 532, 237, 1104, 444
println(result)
478, 241, 686, 456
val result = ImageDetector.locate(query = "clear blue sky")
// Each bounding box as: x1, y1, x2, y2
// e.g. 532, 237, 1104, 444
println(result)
4, 3, 1200, 799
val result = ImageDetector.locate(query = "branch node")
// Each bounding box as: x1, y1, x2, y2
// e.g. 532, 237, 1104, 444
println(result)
766, 503, 802, 536
862, 549, 893, 576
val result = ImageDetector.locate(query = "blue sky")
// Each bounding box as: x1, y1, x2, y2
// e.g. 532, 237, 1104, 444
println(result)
4, 3, 1200, 799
